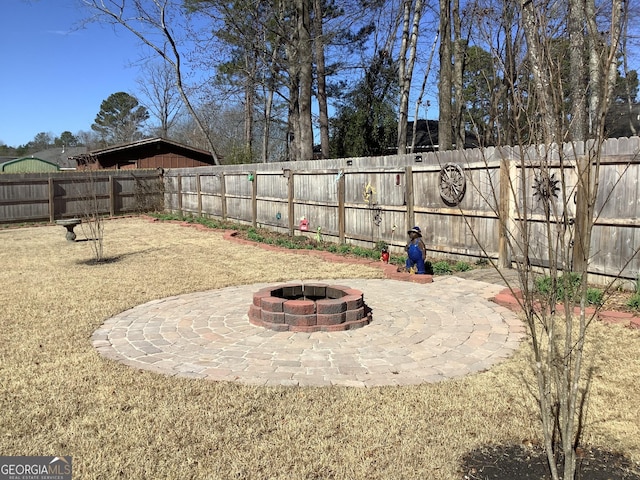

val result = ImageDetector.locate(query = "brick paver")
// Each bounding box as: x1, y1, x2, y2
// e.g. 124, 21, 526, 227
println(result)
93, 275, 526, 387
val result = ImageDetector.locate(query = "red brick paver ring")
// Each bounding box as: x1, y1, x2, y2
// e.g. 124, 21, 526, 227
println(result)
249, 283, 372, 332
92, 277, 526, 387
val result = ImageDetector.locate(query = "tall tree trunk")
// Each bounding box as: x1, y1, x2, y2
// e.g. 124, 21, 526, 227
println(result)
438, 0, 453, 151
244, 50, 255, 161
411, 31, 439, 153
398, 0, 424, 155
452, 0, 465, 150
520, 0, 557, 143
313, 0, 330, 159
569, 0, 586, 141
501, 0, 517, 147
297, 0, 314, 161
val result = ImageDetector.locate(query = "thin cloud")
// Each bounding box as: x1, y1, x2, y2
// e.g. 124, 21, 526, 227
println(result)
46, 30, 79, 36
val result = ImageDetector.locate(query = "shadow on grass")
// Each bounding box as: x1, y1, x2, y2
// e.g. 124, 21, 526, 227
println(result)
74, 248, 155, 266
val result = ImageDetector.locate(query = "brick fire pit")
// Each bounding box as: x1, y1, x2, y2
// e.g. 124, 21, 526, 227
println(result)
249, 283, 372, 332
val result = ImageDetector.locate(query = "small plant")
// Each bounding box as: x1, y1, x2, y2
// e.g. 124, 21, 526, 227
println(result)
375, 240, 388, 252
586, 288, 604, 306
633, 272, 640, 295
453, 261, 472, 272
627, 293, 640, 310
247, 228, 265, 243
433, 261, 453, 275
535, 272, 582, 302
475, 257, 489, 266
535, 274, 603, 305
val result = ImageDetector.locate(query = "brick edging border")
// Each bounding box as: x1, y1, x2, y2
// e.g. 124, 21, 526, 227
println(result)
492, 288, 640, 330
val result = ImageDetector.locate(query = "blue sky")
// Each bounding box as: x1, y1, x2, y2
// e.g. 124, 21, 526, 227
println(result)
0, 0, 145, 147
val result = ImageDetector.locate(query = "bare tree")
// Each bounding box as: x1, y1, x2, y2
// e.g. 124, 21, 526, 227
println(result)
135, 61, 183, 138
81, 0, 222, 164
456, 1, 629, 479
397, 0, 425, 154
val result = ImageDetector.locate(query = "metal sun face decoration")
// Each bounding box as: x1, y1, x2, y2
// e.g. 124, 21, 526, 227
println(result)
532, 170, 560, 203
439, 163, 467, 206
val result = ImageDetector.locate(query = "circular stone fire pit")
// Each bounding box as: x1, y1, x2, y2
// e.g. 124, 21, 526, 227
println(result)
248, 283, 372, 332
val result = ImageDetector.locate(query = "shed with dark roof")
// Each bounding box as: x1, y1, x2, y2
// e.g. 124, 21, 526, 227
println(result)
70, 137, 218, 170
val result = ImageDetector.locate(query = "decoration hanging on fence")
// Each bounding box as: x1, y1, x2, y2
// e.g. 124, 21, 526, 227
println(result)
276, 212, 282, 220
439, 163, 466, 206
373, 208, 383, 226
533, 170, 560, 203
362, 182, 376, 205
247, 173, 255, 182
299, 217, 309, 231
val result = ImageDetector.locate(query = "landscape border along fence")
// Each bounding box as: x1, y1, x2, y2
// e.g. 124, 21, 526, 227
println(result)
164, 137, 640, 286
0, 169, 164, 223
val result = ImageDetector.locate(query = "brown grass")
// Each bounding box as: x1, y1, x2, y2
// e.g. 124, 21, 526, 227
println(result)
1, 217, 638, 479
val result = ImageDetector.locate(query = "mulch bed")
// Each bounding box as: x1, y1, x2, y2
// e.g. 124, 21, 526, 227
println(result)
460, 444, 640, 479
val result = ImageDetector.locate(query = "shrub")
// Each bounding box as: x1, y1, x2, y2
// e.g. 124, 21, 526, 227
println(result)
375, 241, 388, 252
586, 288, 604, 306
535, 273, 602, 305
627, 293, 640, 310
453, 261, 472, 272
433, 261, 453, 275
535, 273, 581, 302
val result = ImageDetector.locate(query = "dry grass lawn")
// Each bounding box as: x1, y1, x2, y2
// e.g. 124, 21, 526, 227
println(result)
1, 217, 639, 479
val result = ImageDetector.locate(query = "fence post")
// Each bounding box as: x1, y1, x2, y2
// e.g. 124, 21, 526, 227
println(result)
219, 173, 227, 219
251, 171, 257, 228
196, 173, 202, 216
48, 177, 55, 222
572, 154, 590, 274
177, 174, 183, 216
109, 175, 116, 217
288, 172, 295, 236
338, 171, 345, 243
405, 166, 414, 232
498, 154, 512, 268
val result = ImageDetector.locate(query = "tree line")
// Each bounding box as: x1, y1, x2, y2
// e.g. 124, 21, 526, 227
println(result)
4, 1, 638, 166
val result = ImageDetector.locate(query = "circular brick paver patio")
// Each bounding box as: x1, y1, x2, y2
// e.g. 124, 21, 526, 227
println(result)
92, 277, 525, 387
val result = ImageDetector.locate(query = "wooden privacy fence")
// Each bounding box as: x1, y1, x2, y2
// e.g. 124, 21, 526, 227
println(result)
0, 170, 164, 223
164, 137, 640, 284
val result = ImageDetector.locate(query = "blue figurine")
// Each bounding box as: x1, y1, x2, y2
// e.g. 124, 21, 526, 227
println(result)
405, 226, 427, 274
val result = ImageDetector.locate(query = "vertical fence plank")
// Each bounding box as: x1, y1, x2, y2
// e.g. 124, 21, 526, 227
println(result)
252, 171, 257, 228
48, 177, 55, 222
109, 175, 116, 217
288, 173, 295, 236
196, 173, 202, 216
338, 172, 345, 243
219, 173, 227, 219
405, 166, 414, 232
177, 174, 183, 216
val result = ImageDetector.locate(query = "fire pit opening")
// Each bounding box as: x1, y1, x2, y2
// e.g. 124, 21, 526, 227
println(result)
249, 283, 372, 332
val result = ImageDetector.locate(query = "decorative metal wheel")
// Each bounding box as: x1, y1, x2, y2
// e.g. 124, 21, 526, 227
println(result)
440, 163, 466, 206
